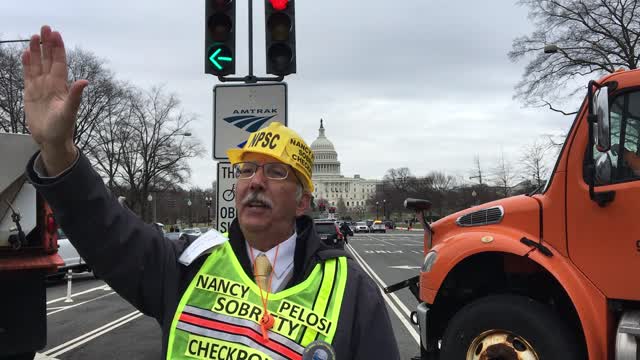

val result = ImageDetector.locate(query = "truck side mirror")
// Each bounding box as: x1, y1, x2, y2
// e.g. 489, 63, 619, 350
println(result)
594, 86, 610, 152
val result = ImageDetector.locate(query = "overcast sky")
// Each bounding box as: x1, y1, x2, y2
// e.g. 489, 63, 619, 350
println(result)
2, 0, 575, 189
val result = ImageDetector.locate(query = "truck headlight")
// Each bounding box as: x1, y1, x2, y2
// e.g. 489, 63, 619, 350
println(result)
421, 250, 438, 273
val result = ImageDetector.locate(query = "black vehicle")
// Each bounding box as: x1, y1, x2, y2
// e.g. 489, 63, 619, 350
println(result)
314, 220, 344, 248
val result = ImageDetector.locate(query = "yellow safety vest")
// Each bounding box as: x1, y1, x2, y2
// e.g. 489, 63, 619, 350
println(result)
166, 240, 347, 359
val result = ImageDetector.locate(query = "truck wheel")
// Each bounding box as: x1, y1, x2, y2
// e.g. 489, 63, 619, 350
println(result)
440, 294, 582, 360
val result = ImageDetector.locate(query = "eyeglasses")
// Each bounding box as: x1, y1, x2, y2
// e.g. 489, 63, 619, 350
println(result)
233, 162, 291, 180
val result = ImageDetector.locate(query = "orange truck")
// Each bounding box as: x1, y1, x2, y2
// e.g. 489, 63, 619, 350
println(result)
387, 70, 640, 359
1, 133, 63, 359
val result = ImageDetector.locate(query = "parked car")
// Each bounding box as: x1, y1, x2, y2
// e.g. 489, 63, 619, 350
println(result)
314, 220, 344, 247
165, 230, 199, 247
182, 228, 202, 237
384, 220, 395, 230
49, 229, 90, 278
354, 221, 370, 233
370, 220, 386, 233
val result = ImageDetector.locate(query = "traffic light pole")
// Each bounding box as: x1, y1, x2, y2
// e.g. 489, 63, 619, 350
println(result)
217, 0, 284, 84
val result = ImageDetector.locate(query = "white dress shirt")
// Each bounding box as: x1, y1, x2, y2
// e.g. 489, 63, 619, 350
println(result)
246, 231, 296, 293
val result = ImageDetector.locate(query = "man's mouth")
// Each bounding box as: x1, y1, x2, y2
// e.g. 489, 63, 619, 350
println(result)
247, 200, 270, 208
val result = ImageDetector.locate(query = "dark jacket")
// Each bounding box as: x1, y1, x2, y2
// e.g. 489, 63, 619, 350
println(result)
26, 151, 401, 359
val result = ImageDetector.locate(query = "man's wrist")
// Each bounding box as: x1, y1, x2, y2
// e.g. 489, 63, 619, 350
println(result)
40, 141, 78, 177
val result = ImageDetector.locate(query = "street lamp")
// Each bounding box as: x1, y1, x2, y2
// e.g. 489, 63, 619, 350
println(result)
187, 199, 192, 228
147, 193, 157, 223
205, 196, 213, 228
383, 199, 386, 221
376, 201, 379, 220
472, 190, 478, 206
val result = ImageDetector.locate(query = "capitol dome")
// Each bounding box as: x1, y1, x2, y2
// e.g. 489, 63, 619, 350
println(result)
311, 119, 341, 176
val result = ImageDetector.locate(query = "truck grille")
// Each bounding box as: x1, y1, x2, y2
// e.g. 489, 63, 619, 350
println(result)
456, 206, 504, 227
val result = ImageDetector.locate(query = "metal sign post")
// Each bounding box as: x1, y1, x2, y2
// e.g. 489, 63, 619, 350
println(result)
216, 162, 237, 233
213, 83, 288, 159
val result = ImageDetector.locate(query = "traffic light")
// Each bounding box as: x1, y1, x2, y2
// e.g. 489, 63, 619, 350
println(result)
264, 0, 296, 76
205, 0, 236, 76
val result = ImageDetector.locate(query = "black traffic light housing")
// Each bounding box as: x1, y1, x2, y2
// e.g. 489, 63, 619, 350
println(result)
205, 0, 236, 76
264, 0, 296, 76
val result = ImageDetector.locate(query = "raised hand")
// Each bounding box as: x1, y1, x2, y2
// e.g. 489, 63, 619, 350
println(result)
22, 25, 88, 176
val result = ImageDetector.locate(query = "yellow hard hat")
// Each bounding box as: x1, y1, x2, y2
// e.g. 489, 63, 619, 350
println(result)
227, 122, 315, 192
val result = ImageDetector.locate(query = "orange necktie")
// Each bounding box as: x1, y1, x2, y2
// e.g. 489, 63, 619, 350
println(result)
254, 254, 272, 292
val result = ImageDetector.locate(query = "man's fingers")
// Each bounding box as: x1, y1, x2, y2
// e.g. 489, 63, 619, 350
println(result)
63, 80, 89, 121
29, 34, 42, 78
50, 31, 68, 81
40, 25, 53, 74
21, 50, 32, 83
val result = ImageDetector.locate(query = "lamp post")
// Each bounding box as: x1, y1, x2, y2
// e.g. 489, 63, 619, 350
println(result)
187, 199, 192, 228
383, 199, 386, 221
472, 190, 478, 206
147, 193, 157, 223
375, 201, 379, 220
205, 196, 213, 228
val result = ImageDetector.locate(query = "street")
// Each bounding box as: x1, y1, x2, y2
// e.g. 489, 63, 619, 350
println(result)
38, 231, 424, 359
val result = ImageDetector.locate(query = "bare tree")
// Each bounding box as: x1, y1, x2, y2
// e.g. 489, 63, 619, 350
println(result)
492, 151, 518, 197
0, 43, 26, 133
470, 155, 484, 185
383, 167, 415, 192
0, 45, 121, 142
520, 140, 549, 188
510, 0, 640, 111
67, 48, 123, 151
117, 86, 204, 218
87, 84, 134, 193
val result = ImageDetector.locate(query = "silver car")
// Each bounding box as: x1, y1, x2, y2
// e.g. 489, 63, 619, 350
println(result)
51, 229, 90, 278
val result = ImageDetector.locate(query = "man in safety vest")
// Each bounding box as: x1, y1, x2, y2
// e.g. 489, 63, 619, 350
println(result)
21, 26, 401, 359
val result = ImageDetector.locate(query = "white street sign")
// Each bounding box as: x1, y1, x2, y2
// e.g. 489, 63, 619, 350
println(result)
213, 83, 287, 160
216, 162, 237, 233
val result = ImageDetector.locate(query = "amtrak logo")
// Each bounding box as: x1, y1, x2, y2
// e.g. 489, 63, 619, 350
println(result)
224, 110, 277, 133
224, 111, 278, 148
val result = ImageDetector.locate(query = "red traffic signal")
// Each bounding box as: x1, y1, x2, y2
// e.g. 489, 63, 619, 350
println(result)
269, 0, 288, 11
264, 0, 296, 76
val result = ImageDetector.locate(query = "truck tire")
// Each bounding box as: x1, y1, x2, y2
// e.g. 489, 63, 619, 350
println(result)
440, 294, 582, 360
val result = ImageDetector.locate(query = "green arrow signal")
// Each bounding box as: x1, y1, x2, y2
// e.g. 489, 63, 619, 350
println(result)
209, 48, 232, 70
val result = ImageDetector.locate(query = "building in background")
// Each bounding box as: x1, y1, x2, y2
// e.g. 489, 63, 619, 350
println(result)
310, 119, 380, 210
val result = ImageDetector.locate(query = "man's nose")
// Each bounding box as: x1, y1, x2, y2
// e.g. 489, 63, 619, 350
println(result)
249, 166, 267, 189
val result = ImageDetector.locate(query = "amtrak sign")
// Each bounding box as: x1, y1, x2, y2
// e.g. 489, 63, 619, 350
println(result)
213, 83, 288, 160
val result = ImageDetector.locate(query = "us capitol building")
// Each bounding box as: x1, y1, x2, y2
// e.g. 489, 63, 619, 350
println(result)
309, 120, 380, 209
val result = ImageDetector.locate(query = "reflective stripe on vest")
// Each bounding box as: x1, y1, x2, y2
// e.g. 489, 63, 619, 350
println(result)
166, 240, 348, 359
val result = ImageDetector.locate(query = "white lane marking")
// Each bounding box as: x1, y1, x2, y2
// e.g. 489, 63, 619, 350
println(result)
42, 311, 142, 357
389, 265, 421, 270
346, 243, 420, 344
34, 353, 59, 360
47, 284, 110, 304
47, 292, 116, 316
367, 234, 396, 246
349, 243, 416, 318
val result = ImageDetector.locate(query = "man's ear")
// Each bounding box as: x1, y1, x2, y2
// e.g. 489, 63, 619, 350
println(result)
295, 192, 311, 216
